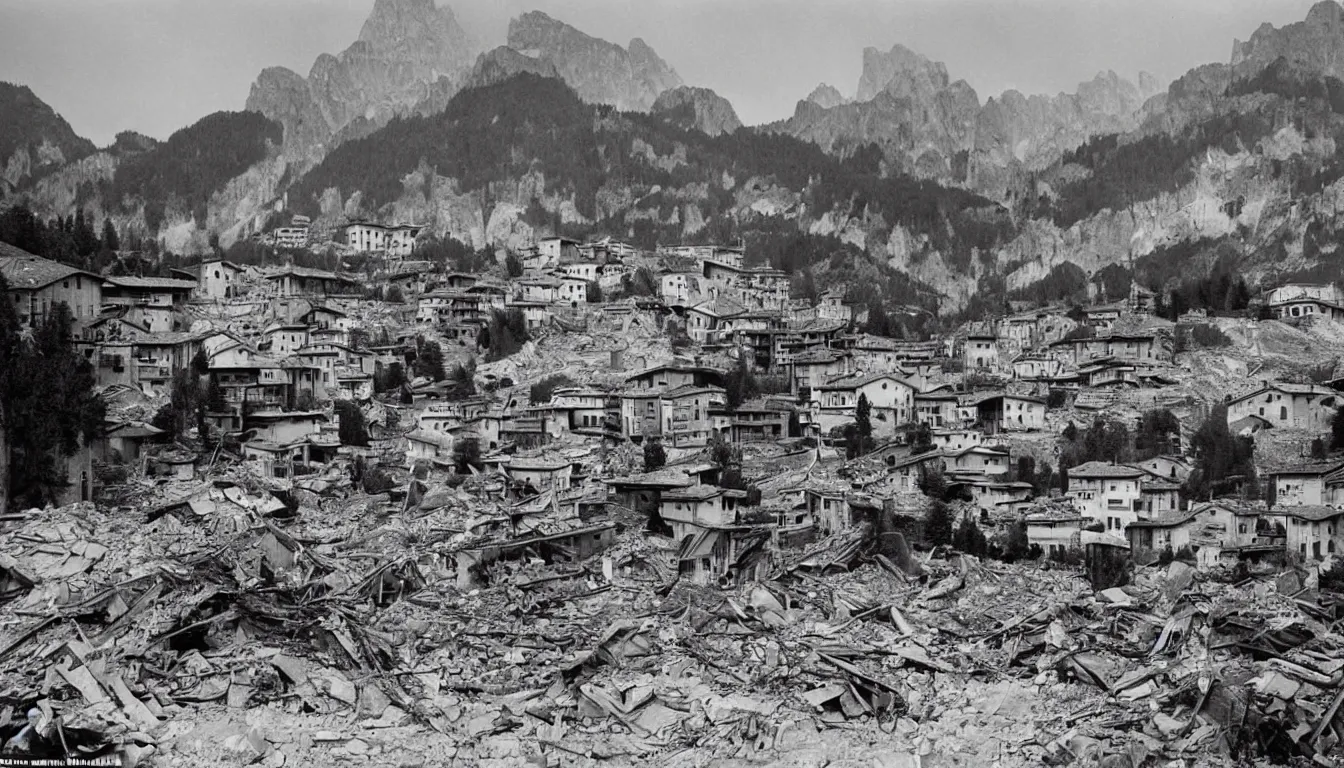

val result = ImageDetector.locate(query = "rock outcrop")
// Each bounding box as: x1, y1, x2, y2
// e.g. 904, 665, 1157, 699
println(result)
0, 82, 96, 195
506, 11, 681, 111
466, 46, 561, 91
651, 86, 742, 136
805, 83, 847, 109
1231, 0, 1344, 80
855, 44, 952, 103
772, 43, 1166, 198
244, 0, 477, 162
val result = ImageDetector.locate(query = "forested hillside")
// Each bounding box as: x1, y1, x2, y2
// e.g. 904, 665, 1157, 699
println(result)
101, 111, 282, 231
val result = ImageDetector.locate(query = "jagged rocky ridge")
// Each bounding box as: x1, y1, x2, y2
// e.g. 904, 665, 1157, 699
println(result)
506, 11, 682, 112
771, 43, 1165, 199
245, 0, 478, 164
12, 1, 1344, 323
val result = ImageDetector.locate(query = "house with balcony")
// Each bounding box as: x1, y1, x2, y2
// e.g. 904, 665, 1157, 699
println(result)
130, 332, 205, 388
659, 384, 726, 448
659, 485, 750, 540
1066, 462, 1145, 533
714, 397, 791, 443
974, 394, 1047, 433
264, 267, 361, 298
914, 389, 960, 429
549, 388, 611, 435
1049, 332, 1167, 365
101, 275, 196, 332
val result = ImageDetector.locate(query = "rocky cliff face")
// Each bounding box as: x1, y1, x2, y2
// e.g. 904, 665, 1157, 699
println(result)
466, 46, 560, 91
1231, 0, 1344, 80
506, 11, 681, 111
245, 0, 477, 163
651, 86, 742, 136
805, 83, 847, 109
856, 44, 952, 103
772, 44, 1165, 198
0, 82, 96, 196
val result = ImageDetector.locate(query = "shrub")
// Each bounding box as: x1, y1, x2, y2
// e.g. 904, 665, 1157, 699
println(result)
1321, 557, 1344, 594
1050, 546, 1085, 566
530, 373, 576, 404
643, 439, 666, 472
924, 500, 954, 547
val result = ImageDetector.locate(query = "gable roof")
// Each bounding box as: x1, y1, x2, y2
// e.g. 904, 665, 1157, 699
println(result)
1068, 461, 1145, 479
103, 276, 197, 291
0, 244, 95, 289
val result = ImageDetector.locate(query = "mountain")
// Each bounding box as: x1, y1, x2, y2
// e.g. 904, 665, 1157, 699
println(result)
284, 74, 1004, 313
466, 46, 560, 91
805, 84, 847, 109
506, 11, 682, 111
770, 44, 1163, 198
0, 83, 96, 195
245, 0, 477, 163
1231, 0, 1344, 80
651, 86, 742, 136
855, 44, 952, 103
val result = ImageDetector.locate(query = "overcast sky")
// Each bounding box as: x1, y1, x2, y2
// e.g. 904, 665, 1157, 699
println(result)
0, 0, 1322, 146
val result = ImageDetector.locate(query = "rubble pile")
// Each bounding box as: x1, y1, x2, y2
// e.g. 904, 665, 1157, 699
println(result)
3, 496, 1343, 767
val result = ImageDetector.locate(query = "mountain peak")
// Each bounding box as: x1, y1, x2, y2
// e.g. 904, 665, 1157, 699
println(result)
1231, 0, 1344, 80
856, 43, 951, 102
246, 0, 476, 161
651, 85, 742, 135
506, 11, 681, 111
805, 83, 847, 109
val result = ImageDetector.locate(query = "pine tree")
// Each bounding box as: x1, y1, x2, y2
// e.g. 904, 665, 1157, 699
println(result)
855, 393, 872, 455
101, 218, 120, 252
0, 296, 105, 510
925, 499, 954, 546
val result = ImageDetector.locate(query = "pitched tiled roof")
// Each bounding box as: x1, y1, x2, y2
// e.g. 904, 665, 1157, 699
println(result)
1068, 461, 1145, 479
0, 245, 91, 289
104, 276, 198, 290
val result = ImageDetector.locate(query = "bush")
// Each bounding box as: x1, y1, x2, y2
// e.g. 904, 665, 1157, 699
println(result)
530, 373, 576, 405
334, 400, 370, 446
954, 516, 988, 557
1321, 557, 1344, 594
483, 308, 530, 361
1176, 323, 1233, 350
643, 439, 667, 472
1050, 546, 1085, 566
1047, 389, 1069, 409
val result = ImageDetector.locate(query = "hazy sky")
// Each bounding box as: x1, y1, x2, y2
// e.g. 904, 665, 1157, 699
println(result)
0, 0, 1323, 146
